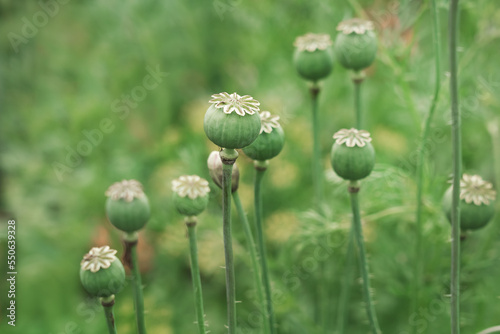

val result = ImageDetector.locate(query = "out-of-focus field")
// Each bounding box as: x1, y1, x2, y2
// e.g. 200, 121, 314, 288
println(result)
1, 0, 500, 333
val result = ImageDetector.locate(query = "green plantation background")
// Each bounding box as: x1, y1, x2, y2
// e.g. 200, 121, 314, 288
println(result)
1, 0, 500, 333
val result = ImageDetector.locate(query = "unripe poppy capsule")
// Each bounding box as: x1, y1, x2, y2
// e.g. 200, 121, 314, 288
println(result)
293, 33, 334, 82
442, 174, 496, 231
204, 92, 262, 149
172, 175, 210, 217
331, 128, 375, 181
105, 180, 151, 233
243, 111, 285, 161
334, 19, 378, 72
80, 246, 126, 298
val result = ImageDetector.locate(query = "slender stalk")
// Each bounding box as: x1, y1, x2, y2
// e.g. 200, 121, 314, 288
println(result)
101, 296, 117, 334
348, 181, 381, 334
221, 148, 238, 334
489, 118, 500, 190
352, 74, 364, 129
124, 233, 147, 334
310, 83, 323, 207
336, 72, 365, 334
449, 0, 462, 333
254, 161, 275, 333
232, 191, 270, 334
336, 227, 355, 334
355, 84, 361, 128
186, 217, 207, 334
413, 0, 442, 328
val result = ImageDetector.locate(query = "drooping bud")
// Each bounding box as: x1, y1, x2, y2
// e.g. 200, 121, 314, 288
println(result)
207, 151, 240, 193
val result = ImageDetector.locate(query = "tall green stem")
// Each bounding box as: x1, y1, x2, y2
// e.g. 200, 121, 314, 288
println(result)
232, 191, 270, 334
353, 75, 364, 129
254, 162, 275, 333
310, 84, 323, 207
337, 75, 364, 334
449, 0, 462, 333
336, 228, 355, 334
352, 76, 364, 333
101, 296, 117, 334
413, 0, 442, 329
186, 218, 207, 334
124, 233, 147, 334
348, 181, 381, 334
221, 148, 238, 334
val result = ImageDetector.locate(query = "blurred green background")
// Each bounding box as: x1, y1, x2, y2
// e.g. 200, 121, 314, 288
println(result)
1, 0, 500, 333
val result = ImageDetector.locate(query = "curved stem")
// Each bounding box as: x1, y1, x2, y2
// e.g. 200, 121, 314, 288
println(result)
413, 0, 442, 327
348, 181, 381, 334
254, 164, 275, 333
449, 0, 462, 333
336, 227, 356, 334
232, 191, 270, 334
310, 84, 323, 208
186, 218, 207, 334
101, 296, 117, 334
124, 234, 147, 334
477, 326, 500, 334
221, 148, 238, 334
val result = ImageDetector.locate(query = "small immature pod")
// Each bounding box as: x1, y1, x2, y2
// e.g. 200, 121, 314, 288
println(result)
243, 111, 285, 161
330, 128, 375, 181
334, 18, 378, 72
105, 180, 151, 233
172, 175, 211, 217
442, 174, 496, 231
80, 246, 126, 298
204, 92, 262, 149
293, 33, 334, 82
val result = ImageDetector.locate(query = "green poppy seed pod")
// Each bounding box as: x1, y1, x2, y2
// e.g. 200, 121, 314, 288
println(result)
172, 175, 210, 216
207, 151, 240, 192
204, 92, 262, 149
243, 111, 285, 161
442, 174, 496, 231
293, 33, 334, 82
330, 128, 375, 181
80, 246, 126, 298
105, 180, 151, 233
334, 19, 377, 71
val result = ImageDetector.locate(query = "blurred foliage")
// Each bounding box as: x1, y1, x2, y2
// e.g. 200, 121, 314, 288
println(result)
1, 0, 500, 333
